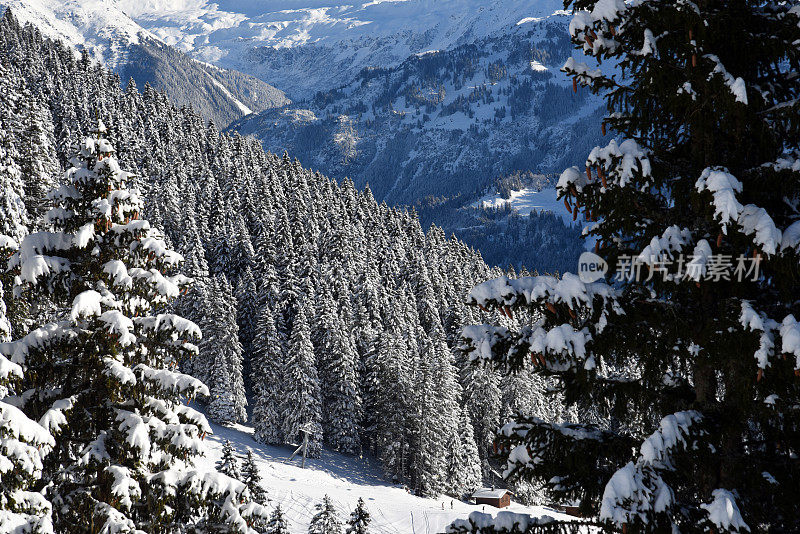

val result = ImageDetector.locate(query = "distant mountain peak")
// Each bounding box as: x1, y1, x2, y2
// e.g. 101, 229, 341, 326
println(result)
0, 0, 289, 126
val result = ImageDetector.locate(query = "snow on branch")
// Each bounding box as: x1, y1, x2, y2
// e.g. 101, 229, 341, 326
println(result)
705, 54, 748, 105
116, 411, 151, 457
0, 401, 54, 452
586, 139, 652, 189
0, 353, 23, 382
134, 364, 209, 399
779, 315, 800, 371
700, 489, 749, 532
695, 168, 782, 255
599, 411, 702, 527
567, 0, 627, 56
0, 322, 78, 367
147, 467, 259, 531
93, 502, 139, 534
466, 274, 620, 315
71, 290, 103, 321
103, 260, 133, 290
134, 314, 201, 340
739, 301, 779, 369
636, 226, 693, 273
39, 397, 76, 435
561, 57, 604, 85
104, 358, 137, 386
460, 322, 594, 372
105, 465, 142, 511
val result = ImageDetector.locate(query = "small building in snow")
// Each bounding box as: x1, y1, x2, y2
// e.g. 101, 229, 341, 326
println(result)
471, 488, 512, 508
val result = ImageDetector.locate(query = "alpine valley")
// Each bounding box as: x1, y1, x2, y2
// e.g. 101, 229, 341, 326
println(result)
1, 0, 601, 272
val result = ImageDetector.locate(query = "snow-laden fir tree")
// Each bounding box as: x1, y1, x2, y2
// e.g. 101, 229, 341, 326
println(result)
17, 94, 60, 226
252, 302, 284, 445
450, 1, 800, 532
366, 302, 414, 483
0, 246, 55, 533
345, 498, 370, 534
281, 303, 323, 457
2, 122, 267, 532
0, 64, 27, 244
266, 505, 288, 534
308, 495, 342, 534
217, 439, 241, 480
206, 275, 248, 425
315, 282, 362, 455
449, 407, 482, 497
241, 449, 268, 505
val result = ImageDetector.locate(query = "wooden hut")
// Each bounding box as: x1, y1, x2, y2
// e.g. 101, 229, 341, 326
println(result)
471, 488, 512, 508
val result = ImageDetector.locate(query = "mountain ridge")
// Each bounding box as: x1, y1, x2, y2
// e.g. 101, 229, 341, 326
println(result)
110, 0, 568, 98
0, 0, 289, 126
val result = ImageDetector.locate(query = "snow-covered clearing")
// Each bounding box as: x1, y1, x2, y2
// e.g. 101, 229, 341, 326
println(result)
205, 420, 576, 533
474, 187, 578, 226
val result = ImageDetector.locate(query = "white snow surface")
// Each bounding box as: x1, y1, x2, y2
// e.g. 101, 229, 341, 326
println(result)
474, 187, 579, 226
0, 0, 157, 66
203, 419, 575, 533
701, 489, 749, 532
108, 0, 566, 96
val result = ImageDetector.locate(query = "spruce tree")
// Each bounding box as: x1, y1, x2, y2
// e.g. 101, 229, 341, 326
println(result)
346, 498, 371, 534
252, 303, 285, 445
316, 283, 362, 455
206, 275, 248, 425
4, 122, 265, 532
241, 449, 268, 505
0, 65, 27, 243
281, 303, 323, 457
451, 1, 800, 532
267, 505, 289, 534
308, 495, 342, 534
0, 253, 55, 533
217, 439, 241, 480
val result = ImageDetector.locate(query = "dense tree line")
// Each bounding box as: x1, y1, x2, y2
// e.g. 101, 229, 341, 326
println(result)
0, 10, 567, 500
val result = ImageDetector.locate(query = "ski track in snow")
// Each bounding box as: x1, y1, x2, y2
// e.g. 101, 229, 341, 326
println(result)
204, 419, 576, 533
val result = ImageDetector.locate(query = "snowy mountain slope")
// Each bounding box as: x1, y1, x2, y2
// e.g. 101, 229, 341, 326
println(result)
0, 0, 288, 126
205, 420, 577, 533
1, 0, 148, 66
112, 0, 567, 98
229, 14, 610, 205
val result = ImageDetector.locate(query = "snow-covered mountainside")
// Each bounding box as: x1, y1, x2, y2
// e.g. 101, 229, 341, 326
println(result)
113, 0, 567, 99
230, 14, 610, 205
205, 420, 576, 533
0, 0, 289, 126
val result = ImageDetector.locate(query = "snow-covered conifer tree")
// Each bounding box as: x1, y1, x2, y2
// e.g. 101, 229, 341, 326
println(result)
346, 498, 370, 534
3, 122, 266, 532
308, 495, 342, 534
281, 303, 323, 457
206, 275, 248, 424
315, 283, 361, 455
217, 439, 241, 480
0, 251, 55, 533
267, 505, 289, 534
252, 303, 285, 445
0, 65, 27, 243
241, 449, 268, 505
17, 94, 60, 225
450, 1, 800, 532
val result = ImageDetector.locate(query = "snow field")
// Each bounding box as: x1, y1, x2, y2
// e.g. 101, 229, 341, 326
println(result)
205, 420, 576, 533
